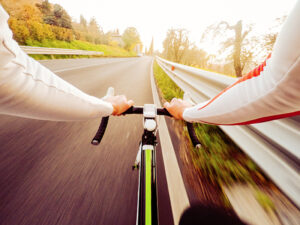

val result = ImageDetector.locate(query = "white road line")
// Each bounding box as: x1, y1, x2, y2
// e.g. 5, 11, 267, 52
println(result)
150, 59, 190, 225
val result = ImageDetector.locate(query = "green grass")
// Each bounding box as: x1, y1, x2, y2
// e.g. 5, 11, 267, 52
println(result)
25, 39, 137, 59
153, 61, 184, 101
153, 60, 263, 186
255, 190, 275, 213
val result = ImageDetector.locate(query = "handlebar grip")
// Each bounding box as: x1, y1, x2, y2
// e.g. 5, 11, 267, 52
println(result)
157, 108, 172, 117
122, 106, 143, 115
91, 116, 109, 145
186, 122, 202, 149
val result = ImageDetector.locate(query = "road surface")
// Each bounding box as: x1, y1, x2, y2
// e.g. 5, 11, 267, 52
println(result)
0, 57, 173, 225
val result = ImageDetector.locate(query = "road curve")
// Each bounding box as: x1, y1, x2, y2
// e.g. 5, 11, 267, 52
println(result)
0, 57, 173, 225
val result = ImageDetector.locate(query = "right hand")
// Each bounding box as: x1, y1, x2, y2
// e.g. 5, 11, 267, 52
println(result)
104, 95, 134, 116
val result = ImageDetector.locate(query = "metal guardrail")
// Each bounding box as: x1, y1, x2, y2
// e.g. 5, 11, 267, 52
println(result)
21, 46, 104, 56
156, 56, 300, 208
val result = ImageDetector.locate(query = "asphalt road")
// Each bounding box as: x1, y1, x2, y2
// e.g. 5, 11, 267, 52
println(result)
0, 57, 173, 225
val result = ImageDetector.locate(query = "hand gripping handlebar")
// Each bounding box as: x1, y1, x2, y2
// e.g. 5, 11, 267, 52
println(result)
91, 106, 201, 148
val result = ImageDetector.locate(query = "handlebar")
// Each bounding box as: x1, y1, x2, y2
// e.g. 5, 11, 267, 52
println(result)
91, 106, 201, 148
121, 106, 172, 117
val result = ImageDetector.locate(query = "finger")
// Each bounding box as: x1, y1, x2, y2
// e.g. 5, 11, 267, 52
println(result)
106, 87, 115, 97
127, 100, 134, 107
164, 102, 170, 108
171, 98, 177, 103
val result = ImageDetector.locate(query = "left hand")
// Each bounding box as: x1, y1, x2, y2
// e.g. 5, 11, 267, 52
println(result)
164, 98, 192, 120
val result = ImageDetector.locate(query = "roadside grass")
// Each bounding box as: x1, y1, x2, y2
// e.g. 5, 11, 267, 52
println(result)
153, 60, 266, 187
25, 39, 136, 60
153, 61, 184, 101
255, 189, 275, 213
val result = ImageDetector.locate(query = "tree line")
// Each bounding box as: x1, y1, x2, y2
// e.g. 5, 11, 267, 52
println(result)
0, 0, 141, 51
161, 18, 283, 77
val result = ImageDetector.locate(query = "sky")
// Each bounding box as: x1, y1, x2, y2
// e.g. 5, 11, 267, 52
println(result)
51, 0, 297, 53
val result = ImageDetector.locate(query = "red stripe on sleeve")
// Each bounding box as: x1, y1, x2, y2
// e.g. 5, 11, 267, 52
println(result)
198, 53, 272, 111
196, 110, 300, 126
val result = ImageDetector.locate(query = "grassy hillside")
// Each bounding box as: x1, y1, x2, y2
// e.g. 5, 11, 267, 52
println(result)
1, 0, 138, 59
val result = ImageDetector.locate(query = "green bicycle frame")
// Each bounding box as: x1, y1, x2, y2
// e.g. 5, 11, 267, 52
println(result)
145, 149, 152, 225
137, 144, 158, 225
91, 103, 201, 225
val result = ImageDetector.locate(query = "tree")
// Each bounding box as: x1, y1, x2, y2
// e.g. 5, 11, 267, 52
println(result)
162, 28, 190, 63
16, 4, 42, 22
220, 20, 251, 77
89, 17, 100, 34
261, 16, 286, 55
40, 3, 72, 29
80, 14, 87, 28
263, 33, 277, 52
181, 45, 208, 68
36, 0, 51, 16
43, 4, 72, 29
8, 18, 30, 44
122, 27, 141, 51
148, 37, 154, 55
203, 20, 252, 77
36, 0, 57, 27
88, 17, 103, 43
53, 4, 72, 29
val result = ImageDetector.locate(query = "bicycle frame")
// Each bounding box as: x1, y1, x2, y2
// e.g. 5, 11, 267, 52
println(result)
135, 104, 159, 225
91, 104, 201, 225
136, 144, 158, 225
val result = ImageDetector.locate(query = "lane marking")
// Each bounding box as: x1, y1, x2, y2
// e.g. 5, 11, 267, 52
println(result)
150, 59, 190, 225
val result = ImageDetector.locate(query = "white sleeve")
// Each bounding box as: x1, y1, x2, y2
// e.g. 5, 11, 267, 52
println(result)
183, 0, 300, 125
0, 5, 113, 121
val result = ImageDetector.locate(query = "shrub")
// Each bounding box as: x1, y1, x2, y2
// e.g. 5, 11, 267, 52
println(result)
27, 20, 45, 42
8, 17, 30, 44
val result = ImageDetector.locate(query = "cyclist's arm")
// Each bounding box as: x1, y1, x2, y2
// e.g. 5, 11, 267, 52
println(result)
0, 5, 130, 121
169, 1, 300, 125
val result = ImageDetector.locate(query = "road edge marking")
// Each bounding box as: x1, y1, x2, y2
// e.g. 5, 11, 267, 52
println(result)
150, 58, 190, 225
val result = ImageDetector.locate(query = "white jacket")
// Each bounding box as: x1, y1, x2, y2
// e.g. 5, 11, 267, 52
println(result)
0, 5, 113, 121
183, 0, 300, 125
